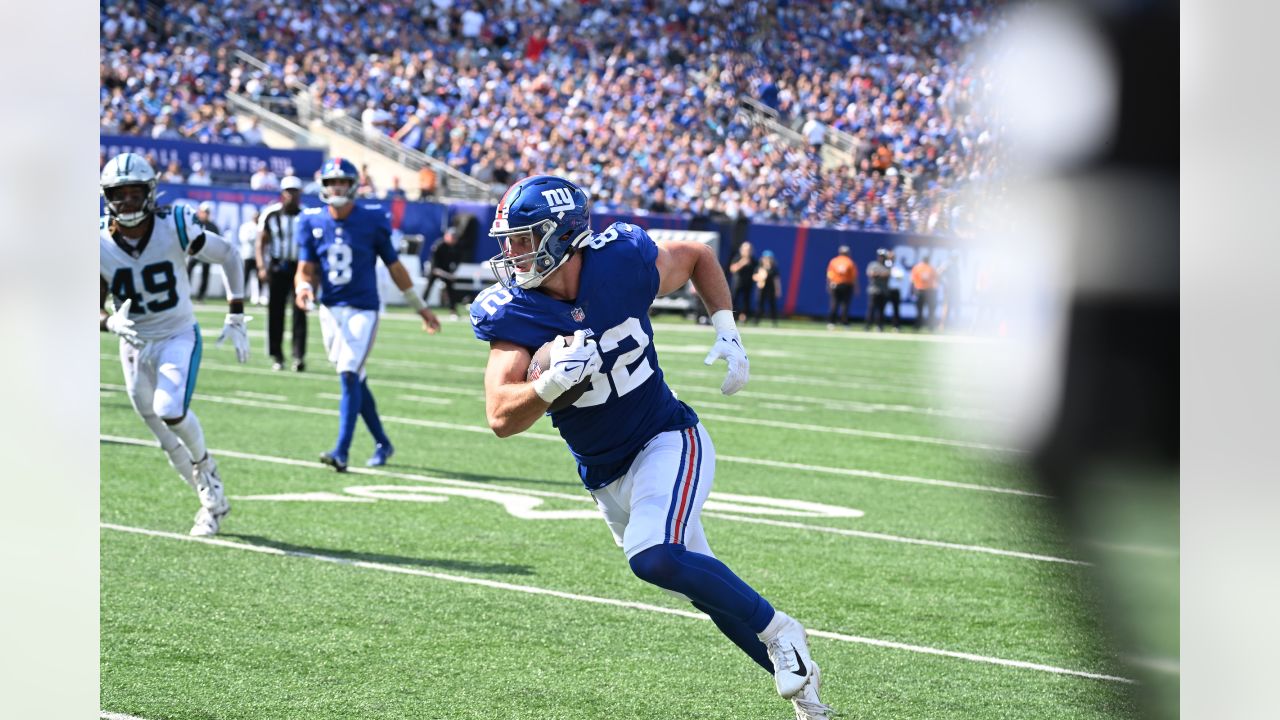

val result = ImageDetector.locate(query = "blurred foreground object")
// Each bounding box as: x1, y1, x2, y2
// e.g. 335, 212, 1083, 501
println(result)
951, 1, 1178, 717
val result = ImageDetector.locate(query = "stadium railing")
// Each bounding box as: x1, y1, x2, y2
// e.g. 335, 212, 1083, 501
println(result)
736, 96, 855, 168
225, 92, 326, 149
231, 50, 493, 202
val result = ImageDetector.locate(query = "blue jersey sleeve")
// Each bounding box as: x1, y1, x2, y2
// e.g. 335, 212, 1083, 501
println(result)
297, 212, 317, 262
373, 212, 398, 266
470, 284, 565, 349
627, 224, 661, 301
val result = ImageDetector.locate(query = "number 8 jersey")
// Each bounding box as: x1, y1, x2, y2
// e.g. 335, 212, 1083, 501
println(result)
471, 222, 699, 490
296, 203, 398, 310
99, 204, 207, 340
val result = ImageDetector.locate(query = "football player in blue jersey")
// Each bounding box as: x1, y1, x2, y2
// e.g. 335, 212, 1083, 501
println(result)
294, 158, 441, 471
471, 176, 834, 719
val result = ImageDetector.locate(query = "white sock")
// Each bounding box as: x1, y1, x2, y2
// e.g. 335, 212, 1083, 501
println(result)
169, 412, 208, 463
758, 610, 790, 641
140, 413, 196, 489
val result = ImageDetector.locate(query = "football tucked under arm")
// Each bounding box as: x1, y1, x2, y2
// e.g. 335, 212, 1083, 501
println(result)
527, 334, 598, 412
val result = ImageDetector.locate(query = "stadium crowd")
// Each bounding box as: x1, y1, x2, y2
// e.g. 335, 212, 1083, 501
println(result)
100, 0, 1002, 235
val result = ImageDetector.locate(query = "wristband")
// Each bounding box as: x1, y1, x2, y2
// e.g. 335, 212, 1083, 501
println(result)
711, 309, 738, 336
402, 288, 426, 312
531, 373, 564, 402
297, 281, 314, 294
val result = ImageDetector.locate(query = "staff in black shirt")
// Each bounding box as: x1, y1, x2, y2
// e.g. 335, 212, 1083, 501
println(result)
422, 227, 463, 319
728, 241, 757, 323
256, 177, 307, 371
753, 250, 781, 326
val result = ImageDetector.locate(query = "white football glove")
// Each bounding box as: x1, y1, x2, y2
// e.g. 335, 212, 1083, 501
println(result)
105, 298, 144, 348
217, 313, 251, 363
704, 310, 750, 395
532, 329, 603, 402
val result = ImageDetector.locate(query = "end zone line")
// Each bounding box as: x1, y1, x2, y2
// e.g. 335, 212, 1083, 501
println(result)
100, 522, 1132, 684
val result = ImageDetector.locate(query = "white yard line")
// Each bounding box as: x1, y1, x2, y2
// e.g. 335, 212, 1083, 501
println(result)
101, 712, 152, 720
397, 395, 454, 405
101, 433, 1076, 564
97, 355, 1005, 451
99, 384, 1043, 497
697, 413, 1018, 453
232, 390, 289, 402
99, 522, 1129, 683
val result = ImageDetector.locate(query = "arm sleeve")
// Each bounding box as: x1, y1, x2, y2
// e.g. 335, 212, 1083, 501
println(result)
194, 231, 246, 299
296, 215, 316, 262
375, 215, 399, 265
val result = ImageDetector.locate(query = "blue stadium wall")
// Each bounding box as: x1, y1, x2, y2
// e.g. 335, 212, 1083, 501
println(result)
133, 182, 965, 321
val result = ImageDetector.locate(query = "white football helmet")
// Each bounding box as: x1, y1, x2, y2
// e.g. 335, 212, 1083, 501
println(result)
101, 152, 158, 227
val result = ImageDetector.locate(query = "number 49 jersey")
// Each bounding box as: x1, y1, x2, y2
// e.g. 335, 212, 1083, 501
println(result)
471, 222, 699, 490
100, 205, 206, 341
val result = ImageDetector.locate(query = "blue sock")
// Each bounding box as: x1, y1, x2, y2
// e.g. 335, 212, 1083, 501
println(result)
693, 600, 775, 674
359, 379, 390, 447
334, 371, 362, 458
629, 544, 775, 633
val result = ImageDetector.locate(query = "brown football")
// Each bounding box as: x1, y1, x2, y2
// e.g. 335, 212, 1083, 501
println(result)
527, 336, 593, 412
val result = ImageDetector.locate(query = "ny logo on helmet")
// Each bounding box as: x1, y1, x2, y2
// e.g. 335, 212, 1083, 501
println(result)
541, 187, 576, 214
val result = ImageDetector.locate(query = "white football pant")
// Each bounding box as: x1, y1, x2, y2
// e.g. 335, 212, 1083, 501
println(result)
591, 423, 716, 563
318, 305, 379, 377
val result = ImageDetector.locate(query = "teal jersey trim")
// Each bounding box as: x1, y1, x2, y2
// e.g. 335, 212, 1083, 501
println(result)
175, 207, 190, 251
183, 323, 202, 412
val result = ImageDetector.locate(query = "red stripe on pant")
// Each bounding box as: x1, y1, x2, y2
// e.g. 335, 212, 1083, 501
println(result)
671, 427, 700, 544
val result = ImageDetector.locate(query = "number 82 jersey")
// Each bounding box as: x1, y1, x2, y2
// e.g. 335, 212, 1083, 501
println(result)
471, 222, 699, 490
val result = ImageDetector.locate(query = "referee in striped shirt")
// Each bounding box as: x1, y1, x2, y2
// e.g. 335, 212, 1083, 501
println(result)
256, 176, 308, 371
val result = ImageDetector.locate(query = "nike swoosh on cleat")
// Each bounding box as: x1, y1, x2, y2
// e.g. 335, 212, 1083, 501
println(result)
790, 645, 807, 677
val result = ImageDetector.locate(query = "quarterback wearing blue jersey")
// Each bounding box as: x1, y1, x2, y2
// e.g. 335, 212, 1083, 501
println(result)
294, 158, 441, 471
473, 176, 833, 718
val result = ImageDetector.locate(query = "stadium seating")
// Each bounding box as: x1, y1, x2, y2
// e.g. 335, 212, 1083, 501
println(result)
100, 0, 1001, 234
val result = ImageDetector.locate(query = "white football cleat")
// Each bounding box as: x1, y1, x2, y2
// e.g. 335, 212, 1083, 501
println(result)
190, 455, 230, 536
760, 611, 818, 699
791, 664, 837, 720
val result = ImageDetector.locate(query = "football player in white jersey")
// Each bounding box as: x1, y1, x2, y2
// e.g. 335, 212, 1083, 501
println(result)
99, 152, 251, 536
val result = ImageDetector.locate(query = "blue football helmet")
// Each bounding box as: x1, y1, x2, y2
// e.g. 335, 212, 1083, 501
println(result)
488, 175, 591, 289
319, 157, 359, 207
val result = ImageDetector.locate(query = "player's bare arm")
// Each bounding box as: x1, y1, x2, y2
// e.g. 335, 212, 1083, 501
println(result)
294, 260, 319, 310
484, 340, 549, 438
656, 241, 732, 314
387, 259, 441, 333
656, 240, 750, 395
